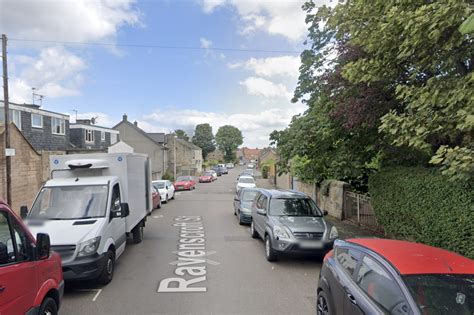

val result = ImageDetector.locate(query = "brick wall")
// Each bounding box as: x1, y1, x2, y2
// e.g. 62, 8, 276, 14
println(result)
0, 125, 43, 214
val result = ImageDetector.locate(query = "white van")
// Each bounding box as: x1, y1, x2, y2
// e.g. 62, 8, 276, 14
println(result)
24, 153, 152, 284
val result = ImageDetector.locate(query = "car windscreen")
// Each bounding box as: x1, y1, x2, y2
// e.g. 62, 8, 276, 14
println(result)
403, 274, 474, 314
177, 176, 192, 181
269, 198, 323, 217
242, 190, 258, 201
154, 182, 165, 189
203, 172, 213, 176
29, 185, 108, 220
239, 177, 255, 184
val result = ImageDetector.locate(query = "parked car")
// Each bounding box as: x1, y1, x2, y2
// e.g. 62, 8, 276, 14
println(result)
250, 190, 337, 262
209, 170, 218, 180
221, 166, 229, 174
226, 163, 234, 169
0, 201, 64, 315
152, 186, 162, 209
317, 238, 474, 315
152, 180, 175, 203
212, 166, 223, 176
233, 188, 261, 225
174, 176, 196, 191
247, 163, 255, 169
236, 175, 256, 192
199, 171, 214, 183
239, 161, 245, 166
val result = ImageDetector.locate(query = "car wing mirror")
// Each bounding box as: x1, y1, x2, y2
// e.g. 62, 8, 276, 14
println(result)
0, 242, 8, 264
234, 197, 239, 201
20, 205, 28, 219
36, 233, 51, 260
121, 203, 130, 217
256, 208, 266, 216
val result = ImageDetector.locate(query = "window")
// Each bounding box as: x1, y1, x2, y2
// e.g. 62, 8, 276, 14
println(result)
52, 117, 65, 135
0, 211, 15, 265
31, 114, 43, 128
10, 109, 21, 130
11, 219, 29, 262
336, 247, 360, 276
356, 256, 409, 313
101, 131, 106, 142
85, 129, 94, 142
256, 195, 268, 210
111, 184, 121, 212
110, 133, 118, 144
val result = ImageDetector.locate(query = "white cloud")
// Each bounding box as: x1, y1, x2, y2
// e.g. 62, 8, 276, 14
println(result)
229, 55, 300, 78
200, 37, 213, 49
239, 77, 292, 99
140, 106, 304, 147
1, 0, 141, 103
201, 0, 226, 14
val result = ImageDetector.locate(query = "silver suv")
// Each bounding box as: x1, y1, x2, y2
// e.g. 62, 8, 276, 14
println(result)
250, 189, 338, 261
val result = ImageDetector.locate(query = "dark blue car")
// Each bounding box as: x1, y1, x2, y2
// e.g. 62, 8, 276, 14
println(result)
233, 188, 261, 225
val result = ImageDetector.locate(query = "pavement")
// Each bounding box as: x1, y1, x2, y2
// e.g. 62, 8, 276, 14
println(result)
60, 167, 326, 315
255, 177, 379, 239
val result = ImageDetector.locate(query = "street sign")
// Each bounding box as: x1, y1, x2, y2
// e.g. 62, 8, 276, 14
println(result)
5, 148, 15, 156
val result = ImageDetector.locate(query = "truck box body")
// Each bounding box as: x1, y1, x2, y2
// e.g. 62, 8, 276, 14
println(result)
50, 153, 152, 232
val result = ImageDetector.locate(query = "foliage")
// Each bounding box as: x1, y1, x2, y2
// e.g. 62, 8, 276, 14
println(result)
460, 13, 474, 34
175, 129, 190, 142
161, 172, 174, 182
215, 125, 243, 162
369, 167, 473, 259
261, 165, 269, 179
202, 159, 218, 170
192, 123, 216, 160
271, 0, 473, 189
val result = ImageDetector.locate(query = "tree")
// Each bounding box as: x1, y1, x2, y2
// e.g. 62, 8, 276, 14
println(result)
192, 123, 215, 160
175, 129, 189, 141
215, 125, 243, 162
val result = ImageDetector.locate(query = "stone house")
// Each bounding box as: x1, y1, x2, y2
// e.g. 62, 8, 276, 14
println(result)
69, 119, 119, 151
166, 135, 202, 176
0, 123, 44, 214
0, 101, 70, 151
113, 114, 167, 180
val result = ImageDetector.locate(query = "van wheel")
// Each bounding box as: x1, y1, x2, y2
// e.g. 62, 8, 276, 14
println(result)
39, 297, 58, 315
133, 223, 144, 243
97, 250, 115, 285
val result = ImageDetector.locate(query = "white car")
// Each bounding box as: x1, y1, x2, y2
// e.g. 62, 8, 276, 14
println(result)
209, 170, 218, 180
236, 176, 256, 192
226, 163, 234, 169
247, 163, 255, 169
152, 180, 175, 203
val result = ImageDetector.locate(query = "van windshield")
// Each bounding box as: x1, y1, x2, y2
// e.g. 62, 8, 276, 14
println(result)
29, 185, 108, 220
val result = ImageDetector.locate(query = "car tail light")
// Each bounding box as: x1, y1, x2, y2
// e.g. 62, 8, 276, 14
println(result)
323, 249, 334, 262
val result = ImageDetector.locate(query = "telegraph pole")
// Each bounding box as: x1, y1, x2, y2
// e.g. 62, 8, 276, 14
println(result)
2, 34, 12, 206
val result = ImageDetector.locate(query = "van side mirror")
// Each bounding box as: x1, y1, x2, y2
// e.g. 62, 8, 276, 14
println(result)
36, 233, 50, 260
0, 242, 8, 264
121, 203, 130, 217
256, 208, 266, 216
20, 206, 28, 219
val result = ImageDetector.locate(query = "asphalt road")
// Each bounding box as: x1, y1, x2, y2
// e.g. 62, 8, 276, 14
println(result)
61, 168, 321, 315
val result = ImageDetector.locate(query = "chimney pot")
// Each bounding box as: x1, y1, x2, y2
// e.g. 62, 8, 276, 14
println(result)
134, 121, 138, 127
123, 114, 128, 121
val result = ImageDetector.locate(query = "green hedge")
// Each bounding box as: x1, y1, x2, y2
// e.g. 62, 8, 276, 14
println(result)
369, 167, 473, 259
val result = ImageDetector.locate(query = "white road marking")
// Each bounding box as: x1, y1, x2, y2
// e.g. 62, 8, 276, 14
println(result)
169, 250, 221, 266
76, 289, 102, 302
92, 289, 102, 302
152, 215, 164, 219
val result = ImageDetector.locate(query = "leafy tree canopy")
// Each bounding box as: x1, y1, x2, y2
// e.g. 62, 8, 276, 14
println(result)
175, 129, 190, 142
192, 123, 216, 160
215, 125, 243, 162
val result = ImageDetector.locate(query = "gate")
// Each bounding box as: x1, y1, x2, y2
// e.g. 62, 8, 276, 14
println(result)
344, 192, 381, 230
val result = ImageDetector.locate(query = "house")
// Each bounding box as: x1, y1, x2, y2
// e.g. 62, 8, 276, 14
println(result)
0, 101, 69, 152
166, 135, 203, 176
242, 147, 262, 163
0, 123, 44, 214
259, 148, 278, 183
108, 140, 134, 153
113, 114, 167, 180
69, 119, 119, 151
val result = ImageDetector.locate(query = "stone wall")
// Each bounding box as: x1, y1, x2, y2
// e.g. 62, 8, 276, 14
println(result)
0, 125, 43, 214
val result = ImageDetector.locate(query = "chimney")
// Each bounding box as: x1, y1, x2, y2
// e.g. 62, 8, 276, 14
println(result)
134, 121, 138, 127
123, 114, 128, 122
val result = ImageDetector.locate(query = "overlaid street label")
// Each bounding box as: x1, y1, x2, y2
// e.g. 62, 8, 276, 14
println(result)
158, 216, 217, 293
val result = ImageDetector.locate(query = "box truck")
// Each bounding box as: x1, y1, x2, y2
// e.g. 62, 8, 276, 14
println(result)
23, 153, 152, 284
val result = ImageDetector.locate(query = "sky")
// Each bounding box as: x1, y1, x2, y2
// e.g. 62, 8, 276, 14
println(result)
0, 0, 332, 148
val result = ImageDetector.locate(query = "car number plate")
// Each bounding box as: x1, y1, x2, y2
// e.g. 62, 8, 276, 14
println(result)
178, 186, 184, 189
300, 241, 323, 249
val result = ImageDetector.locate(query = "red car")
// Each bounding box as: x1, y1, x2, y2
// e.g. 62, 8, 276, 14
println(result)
0, 201, 64, 315
174, 176, 196, 191
317, 238, 474, 315
199, 172, 214, 183
152, 186, 162, 209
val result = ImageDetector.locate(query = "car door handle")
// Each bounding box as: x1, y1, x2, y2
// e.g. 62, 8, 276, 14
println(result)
0, 286, 5, 292
347, 293, 357, 305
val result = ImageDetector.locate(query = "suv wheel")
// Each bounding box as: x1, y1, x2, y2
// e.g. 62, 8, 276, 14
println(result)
250, 221, 258, 239
265, 235, 278, 262
238, 212, 244, 225
39, 297, 58, 315
316, 290, 331, 315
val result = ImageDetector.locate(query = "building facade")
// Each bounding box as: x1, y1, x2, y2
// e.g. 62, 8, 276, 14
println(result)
113, 114, 167, 180
69, 119, 119, 151
0, 101, 70, 151
166, 136, 203, 176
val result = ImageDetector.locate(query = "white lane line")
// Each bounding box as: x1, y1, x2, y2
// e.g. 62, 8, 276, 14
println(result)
76, 289, 102, 302
92, 289, 102, 302
152, 215, 164, 219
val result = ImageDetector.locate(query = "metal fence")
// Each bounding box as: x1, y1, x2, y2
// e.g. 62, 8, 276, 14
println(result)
344, 191, 381, 231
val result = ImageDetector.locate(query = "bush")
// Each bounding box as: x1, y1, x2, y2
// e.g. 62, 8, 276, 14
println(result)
369, 167, 473, 259
261, 165, 269, 179
162, 172, 174, 182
